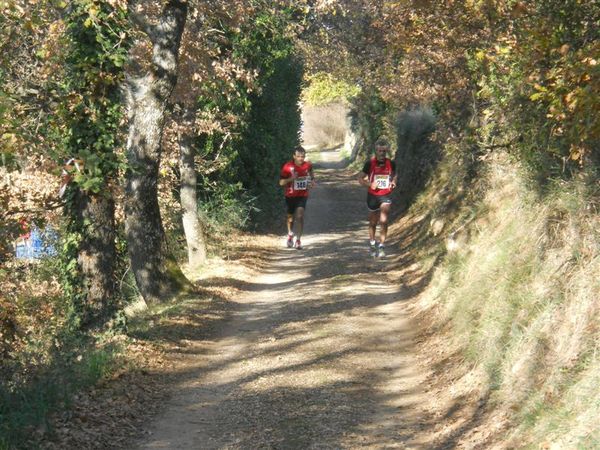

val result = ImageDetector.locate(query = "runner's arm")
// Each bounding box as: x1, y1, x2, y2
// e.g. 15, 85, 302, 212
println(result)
279, 166, 298, 186
357, 160, 374, 189
358, 171, 377, 190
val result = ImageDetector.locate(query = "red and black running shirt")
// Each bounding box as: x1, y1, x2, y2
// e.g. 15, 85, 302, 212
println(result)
280, 160, 313, 198
362, 157, 396, 196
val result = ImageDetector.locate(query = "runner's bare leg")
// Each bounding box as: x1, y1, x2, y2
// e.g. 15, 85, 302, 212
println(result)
368, 210, 379, 242
379, 203, 391, 245
295, 207, 305, 240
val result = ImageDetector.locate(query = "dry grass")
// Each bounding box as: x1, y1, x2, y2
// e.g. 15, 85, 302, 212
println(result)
410, 153, 600, 448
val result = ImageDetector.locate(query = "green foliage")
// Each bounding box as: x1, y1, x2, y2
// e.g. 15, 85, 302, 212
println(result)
199, 181, 258, 232
59, 191, 86, 330
0, 252, 122, 449
193, 7, 304, 229
302, 72, 360, 106
58, 0, 130, 189
238, 54, 303, 221
51, 0, 131, 327
470, 0, 600, 178
348, 88, 389, 160
0, 337, 120, 449
394, 107, 439, 199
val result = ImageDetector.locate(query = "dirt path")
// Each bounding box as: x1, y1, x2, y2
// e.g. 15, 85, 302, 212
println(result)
135, 148, 430, 449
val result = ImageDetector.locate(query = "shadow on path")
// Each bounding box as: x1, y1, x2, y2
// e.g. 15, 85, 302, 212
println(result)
131, 148, 452, 449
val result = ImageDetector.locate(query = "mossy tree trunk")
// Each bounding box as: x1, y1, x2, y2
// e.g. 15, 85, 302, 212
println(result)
124, 0, 189, 303
59, 0, 130, 330
72, 190, 117, 328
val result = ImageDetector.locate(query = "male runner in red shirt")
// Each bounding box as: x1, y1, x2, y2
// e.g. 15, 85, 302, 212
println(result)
357, 137, 397, 257
279, 146, 315, 250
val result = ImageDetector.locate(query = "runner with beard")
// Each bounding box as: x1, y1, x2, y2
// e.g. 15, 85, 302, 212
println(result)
357, 137, 397, 257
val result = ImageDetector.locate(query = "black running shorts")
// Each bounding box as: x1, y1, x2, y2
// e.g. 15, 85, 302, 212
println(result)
286, 196, 308, 214
367, 193, 392, 211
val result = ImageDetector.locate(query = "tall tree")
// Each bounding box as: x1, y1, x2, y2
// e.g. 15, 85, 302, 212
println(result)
124, 0, 190, 303
165, 1, 278, 267
160, 1, 308, 264
176, 109, 207, 268
59, 0, 130, 329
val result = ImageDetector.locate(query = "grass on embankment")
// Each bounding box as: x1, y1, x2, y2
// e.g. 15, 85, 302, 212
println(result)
410, 154, 599, 448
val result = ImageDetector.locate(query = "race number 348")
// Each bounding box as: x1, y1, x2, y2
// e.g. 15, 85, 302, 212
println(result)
294, 177, 309, 190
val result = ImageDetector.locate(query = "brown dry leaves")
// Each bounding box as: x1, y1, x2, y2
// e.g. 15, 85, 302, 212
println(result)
41, 338, 171, 450
0, 165, 59, 219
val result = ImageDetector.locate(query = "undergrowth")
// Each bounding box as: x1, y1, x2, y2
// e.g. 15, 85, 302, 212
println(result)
0, 334, 123, 449
0, 256, 128, 449
414, 151, 599, 447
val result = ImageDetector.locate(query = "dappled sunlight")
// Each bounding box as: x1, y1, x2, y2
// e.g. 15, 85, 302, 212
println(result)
134, 146, 439, 449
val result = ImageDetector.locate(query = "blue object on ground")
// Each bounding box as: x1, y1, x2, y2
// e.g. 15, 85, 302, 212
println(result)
14, 226, 58, 260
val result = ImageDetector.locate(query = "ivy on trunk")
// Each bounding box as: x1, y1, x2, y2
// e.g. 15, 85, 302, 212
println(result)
124, 0, 190, 303
58, 0, 131, 330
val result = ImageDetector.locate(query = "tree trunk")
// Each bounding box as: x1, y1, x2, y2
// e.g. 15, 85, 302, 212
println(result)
124, 0, 189, 303
179, 128, 207, 269
73, 190, 117, 329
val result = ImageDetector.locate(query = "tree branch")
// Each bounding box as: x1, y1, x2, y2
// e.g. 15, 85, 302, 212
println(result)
1, 200, 65, 219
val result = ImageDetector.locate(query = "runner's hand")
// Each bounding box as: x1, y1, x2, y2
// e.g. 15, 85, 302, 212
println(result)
370, 181, 378, 190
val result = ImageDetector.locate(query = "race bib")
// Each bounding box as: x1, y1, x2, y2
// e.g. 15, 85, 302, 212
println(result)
293, 177, 309, 190
374, 175, 390, 189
